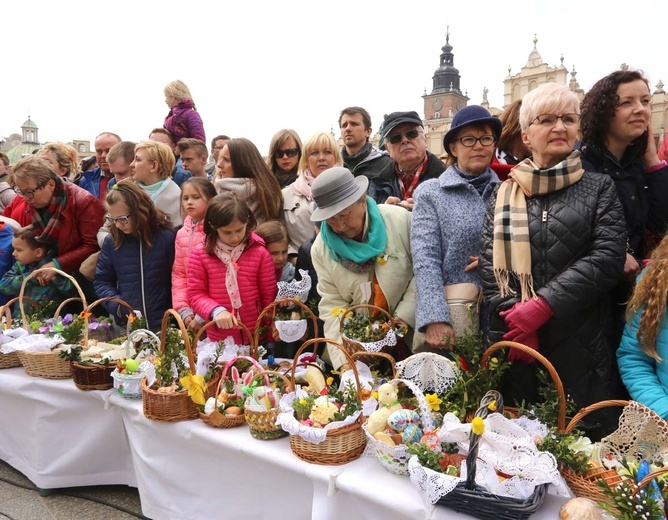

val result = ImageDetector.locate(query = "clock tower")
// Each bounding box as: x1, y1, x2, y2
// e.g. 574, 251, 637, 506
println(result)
423, 27, 469, 122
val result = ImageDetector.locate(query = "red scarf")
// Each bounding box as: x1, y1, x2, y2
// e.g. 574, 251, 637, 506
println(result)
396, 154, 429, 200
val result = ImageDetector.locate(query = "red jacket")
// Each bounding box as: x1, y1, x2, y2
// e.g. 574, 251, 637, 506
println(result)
188, 232, 277, 344
489, 156, 512, 181
2, 197, 30, 227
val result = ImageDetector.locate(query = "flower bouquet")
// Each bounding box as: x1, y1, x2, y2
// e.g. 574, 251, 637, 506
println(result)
338, 304, 397, 356
276, 338, 375, 465
198, 355, 266, 428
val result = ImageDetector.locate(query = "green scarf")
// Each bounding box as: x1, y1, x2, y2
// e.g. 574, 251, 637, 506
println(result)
320, 197, 387, 271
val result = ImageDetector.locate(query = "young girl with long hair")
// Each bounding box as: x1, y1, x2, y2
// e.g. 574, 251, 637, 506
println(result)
163, 79, 205, 143
94, 181, 175, 330
618, 233, 668, 418
172, 178, 216, 332
188, 193, 277, 344
215, 138, 283, 225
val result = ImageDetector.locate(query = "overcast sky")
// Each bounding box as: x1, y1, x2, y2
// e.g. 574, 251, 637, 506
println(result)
2, 0, 665, 153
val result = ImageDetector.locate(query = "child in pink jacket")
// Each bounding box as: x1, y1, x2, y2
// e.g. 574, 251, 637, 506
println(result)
188, 194, 277, 344
172, 178, 216, 332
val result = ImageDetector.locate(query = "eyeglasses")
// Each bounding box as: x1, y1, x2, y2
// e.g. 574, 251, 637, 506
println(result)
531, 113, 581, 127
386, 129, 422, 145
457, 135, 496, 147
275, 148, 299, 159
105, 214, 131, 225
213, 145, 226, 150
15, 181, 47, 200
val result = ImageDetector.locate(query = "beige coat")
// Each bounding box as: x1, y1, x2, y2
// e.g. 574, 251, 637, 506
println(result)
311, 203, 416, 369
282, 184, 314, 255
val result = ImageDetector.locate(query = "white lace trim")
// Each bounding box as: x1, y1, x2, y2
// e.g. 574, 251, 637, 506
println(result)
277, 269, 311, 303
395, 353, 460, 393
341, 328, 397, 353
274, 319, 307, 343
1, 333, 64, 353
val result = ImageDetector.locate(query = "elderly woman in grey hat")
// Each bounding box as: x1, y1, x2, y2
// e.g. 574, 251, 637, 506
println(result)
310, 167, 416, 370
412, 105, 501, 349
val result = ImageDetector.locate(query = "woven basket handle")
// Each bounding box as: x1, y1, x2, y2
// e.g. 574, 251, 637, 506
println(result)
19, 267, 88, 330
126, 328, 161, 359
254, 297, 320, 345
159, 309, 195, 373
351, 351, 397, 379
480, 340, 567, 433
339, 304, 395, 332
635, 466, 668, 495
54, 298, 85, 318
0, 296, 38, 329
193, 320, 257, 359
83, 297, 135, 344
248, 369, 294, 394
564, 400, 630, 434
390, 378, 435, 432
291, 338, 363, 402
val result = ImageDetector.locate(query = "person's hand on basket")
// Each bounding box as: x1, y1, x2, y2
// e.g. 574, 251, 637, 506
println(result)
506, 331, 539, 364
213, 310, 238, 329
185, 315, 202, 333
500, 296, 553, 338
425, 322, 455, 350
37, 262, 57, 285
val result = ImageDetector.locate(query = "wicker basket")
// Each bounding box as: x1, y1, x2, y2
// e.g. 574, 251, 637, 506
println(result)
16, 268, 87, 379
351, 350, 397, 380
254, 297, 320, 347
141, 310, 199, 422
0, 296, 37, 369
199, 355, 266, 428
70, 297, 135, 391
245, 370, 293, 440
286, 338, 367, 465
339, 304, 396, 360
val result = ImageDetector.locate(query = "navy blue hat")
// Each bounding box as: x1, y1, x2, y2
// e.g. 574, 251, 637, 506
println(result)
442, 105, 502, 152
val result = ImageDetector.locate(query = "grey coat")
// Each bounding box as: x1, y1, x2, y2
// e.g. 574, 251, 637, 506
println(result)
411, 166, 499, 332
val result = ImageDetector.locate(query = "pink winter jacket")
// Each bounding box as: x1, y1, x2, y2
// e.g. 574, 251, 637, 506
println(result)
188, 232, 277, 344
172, 215, 206, 320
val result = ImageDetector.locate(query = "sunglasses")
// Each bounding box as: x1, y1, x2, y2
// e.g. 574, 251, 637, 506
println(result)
275, 148, 299, 159
386, 129, 421, 145
105, 214, 131, 225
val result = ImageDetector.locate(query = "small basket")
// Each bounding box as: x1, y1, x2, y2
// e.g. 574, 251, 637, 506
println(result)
141, 310, 198, 422
199, 355, 266, 428
363, 377, 434, 475
16, 268, 87, 379
0, 296, 37, 369
286, 338, 367, 465
254, 297, 320, 346
244, 370, 293, 440
193, 320, 258, 399
339, 304, 396, 358
437, 391, 549, 520
111, 328, 161, 399
71, 297, 134, 391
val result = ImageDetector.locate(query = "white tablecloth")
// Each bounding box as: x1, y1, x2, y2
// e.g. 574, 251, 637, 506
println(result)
0, 368, 569, 519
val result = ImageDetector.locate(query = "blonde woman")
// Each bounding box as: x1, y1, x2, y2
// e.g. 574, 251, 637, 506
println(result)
282, 132, 342, 255
163, 79, 205, 143
38, 142, 81, 181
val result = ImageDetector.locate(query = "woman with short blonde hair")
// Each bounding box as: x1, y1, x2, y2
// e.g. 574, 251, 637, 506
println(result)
38, 142, 81, 181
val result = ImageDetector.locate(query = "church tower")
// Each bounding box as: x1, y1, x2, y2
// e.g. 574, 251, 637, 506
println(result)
21, 116, 39, 144
423, 27, 469, 122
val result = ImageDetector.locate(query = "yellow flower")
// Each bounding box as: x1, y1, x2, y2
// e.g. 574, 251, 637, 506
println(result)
299, 398, 307, 405
180, 374, 207, 406
330, 307, 345, 317
425, 393, 442, 412
326, 377, 334, 386
487, 400, 497, 412
471, 417, 485, 436
377, 255, 388, 265
371, 391, 378, 400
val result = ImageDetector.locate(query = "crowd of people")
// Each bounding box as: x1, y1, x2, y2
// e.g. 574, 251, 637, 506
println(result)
2, 72, 668, 436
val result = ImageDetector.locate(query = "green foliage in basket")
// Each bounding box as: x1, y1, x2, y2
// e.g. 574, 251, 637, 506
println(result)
292, 393, 317, 421
536, 428, 590, 475
274, 298, 318, 321
341, 310, 391, 343
58, 344, 84, 363
407, 442, 460, 474
331, 379, 362, 422
596, 459, 666, 519
153, 328, 189, 389
517, 368, 578, 427
47, 313, 87, 346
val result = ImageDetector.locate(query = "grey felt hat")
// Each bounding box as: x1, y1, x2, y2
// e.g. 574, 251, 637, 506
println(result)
310, 167, 369, 222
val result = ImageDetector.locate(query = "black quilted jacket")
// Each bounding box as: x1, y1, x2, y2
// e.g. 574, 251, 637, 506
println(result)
479, 171, 627, 427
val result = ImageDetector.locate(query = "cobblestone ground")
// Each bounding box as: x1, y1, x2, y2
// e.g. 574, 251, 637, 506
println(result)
0, 460, 146, 520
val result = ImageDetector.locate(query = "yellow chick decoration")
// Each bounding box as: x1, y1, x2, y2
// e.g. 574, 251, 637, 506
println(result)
309, 395, 339, 427
367, 383, 402, 435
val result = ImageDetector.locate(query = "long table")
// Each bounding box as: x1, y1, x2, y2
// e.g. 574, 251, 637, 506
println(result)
0, 367, 569, 519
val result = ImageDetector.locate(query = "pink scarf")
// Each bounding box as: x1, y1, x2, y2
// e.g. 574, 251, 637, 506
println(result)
291, 169, 315, 201
213, 238, 246, 310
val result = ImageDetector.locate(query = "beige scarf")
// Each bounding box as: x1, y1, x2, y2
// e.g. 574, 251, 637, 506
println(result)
493, 150, 585, 302
213, 238, 246, 310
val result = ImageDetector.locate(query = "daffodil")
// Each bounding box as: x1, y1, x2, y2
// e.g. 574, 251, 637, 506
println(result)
180, 374, 207, 405
377, 255, 388, 265
471, 417, 485, 436
299, 398, 307, 405
371, 391, 379, 401
330, 307, 345, 317
487, 400, 497, 412
326, 377, 334, 386
425, 393, 442, 412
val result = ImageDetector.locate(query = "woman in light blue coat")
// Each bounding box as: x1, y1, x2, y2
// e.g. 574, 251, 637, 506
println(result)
411, 106, 501, 349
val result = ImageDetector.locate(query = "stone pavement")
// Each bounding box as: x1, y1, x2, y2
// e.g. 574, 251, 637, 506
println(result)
0, 460, 146, 520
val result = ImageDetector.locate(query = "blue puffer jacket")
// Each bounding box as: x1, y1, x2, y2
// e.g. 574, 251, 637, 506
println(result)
94, 228, 176, 329
618, 303, 668, 419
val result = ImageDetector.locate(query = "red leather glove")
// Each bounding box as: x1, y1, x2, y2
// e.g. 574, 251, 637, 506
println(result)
499, 297, 553, 337
503, 330, 538, 364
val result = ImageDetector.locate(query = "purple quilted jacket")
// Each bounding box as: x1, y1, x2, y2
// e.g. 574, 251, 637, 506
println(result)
164, 99, 205, 143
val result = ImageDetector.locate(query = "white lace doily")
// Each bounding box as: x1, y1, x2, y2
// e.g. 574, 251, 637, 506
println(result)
276, 388, 376, 444
1, 333, 63, 354
274, 319, 307, 343
511, 416, 550, 442
395, 353, 460, 393
342, 328, 397, 353
277, 269, 311, 302
112, 361, 154, 399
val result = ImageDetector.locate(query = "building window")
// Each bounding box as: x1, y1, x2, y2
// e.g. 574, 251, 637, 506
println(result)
78, 144, 85, 153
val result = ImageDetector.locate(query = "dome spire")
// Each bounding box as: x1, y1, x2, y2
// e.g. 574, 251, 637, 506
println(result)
431, 26, 461, 95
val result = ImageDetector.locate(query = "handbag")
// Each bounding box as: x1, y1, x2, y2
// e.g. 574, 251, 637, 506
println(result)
443, 283, 480, 337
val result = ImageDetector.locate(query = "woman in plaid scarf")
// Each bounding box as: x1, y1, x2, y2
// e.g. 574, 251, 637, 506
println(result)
479, 83, 627, 438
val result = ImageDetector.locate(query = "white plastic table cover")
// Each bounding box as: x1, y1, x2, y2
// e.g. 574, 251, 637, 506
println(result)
0, 367, 135, 489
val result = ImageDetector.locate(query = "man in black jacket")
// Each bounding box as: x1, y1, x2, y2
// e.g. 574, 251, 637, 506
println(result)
339, 106, 392, 181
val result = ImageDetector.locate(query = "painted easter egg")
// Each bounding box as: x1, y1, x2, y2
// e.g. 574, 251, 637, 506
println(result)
387, 409, 420, 432
401, 423, 423, 444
